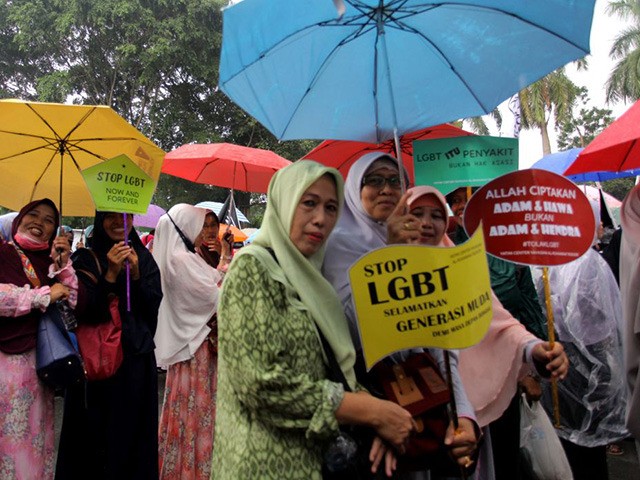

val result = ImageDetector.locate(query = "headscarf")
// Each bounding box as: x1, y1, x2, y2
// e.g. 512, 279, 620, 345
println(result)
90, 211, 146, 268
0, 212, 18, 242
323, 152, 399, 311
153, 204, 221, 367
620, 183, 640, 439
0, 198, 60, 353
237, 160, 357, 389
406, 185, 450, 236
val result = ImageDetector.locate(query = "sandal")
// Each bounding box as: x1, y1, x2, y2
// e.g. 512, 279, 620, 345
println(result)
606, 444, 624, 456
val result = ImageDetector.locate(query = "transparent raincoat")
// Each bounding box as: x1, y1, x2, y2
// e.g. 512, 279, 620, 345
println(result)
533, 248, 628, 447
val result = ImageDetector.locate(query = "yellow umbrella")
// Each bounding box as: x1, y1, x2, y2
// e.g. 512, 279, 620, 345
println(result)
0, 99, 165, 216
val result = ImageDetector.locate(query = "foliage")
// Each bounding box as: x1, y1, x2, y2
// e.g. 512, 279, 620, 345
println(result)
518, 68, 581, 155
557, 89, 614, 149
0, 0, 316, 223
606, 0, 640, 103
601, 177, 636, 201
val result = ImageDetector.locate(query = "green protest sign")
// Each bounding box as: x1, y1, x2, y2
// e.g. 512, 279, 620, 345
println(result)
81, 154, 155, 214
413, 136, 519, 195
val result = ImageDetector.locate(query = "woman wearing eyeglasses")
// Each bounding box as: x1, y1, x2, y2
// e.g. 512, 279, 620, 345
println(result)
322, 152, 479, 476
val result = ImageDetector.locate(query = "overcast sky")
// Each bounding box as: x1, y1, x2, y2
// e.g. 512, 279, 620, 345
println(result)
511, 0, 633, 168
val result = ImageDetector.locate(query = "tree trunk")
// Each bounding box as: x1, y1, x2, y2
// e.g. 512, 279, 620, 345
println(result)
539, 122, 552, 156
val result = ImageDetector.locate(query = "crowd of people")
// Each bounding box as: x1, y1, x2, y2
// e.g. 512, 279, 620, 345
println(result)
0, 153, 638, 480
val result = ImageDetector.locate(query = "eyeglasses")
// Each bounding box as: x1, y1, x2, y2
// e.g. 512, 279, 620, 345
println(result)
362, 174, 402, 190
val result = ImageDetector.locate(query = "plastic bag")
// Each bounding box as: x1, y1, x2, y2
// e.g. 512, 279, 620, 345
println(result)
519, 393, 573, 480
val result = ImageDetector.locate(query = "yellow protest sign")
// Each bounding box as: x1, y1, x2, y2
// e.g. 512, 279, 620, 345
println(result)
349, 227, 493, 370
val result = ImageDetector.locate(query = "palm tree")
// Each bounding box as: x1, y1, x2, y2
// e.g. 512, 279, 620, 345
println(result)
518, 69, 581, 155
606, 0, 640, 103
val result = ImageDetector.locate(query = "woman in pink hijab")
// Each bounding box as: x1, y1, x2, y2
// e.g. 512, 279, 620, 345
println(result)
402, 186, 569, 480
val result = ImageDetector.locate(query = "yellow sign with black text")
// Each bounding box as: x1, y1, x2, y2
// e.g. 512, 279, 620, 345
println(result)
349, 228, 493, 370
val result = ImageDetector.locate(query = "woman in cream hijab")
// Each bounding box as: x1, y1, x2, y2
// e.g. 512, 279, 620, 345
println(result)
212, 160, 415, 480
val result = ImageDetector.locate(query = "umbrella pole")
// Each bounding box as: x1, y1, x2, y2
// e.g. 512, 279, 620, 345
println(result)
377, 10, 407, 193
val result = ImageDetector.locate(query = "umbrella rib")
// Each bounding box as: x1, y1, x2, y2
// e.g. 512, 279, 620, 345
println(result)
0, 143, 60, 162
619, 138, 638, 172
29, 150, 59, 202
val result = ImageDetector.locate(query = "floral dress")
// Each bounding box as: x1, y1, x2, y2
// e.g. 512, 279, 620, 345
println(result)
211, 254, 344, 480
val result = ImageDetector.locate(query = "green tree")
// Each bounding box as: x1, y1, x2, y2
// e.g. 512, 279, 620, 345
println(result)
1, 0, 315, 222
518, 69, 581, 155
557, 89, 614, 149
606, 0, 640, 103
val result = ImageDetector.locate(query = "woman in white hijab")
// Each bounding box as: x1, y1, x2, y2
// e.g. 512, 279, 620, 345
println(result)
153, 204, 229, 480
620, 183, 640, 464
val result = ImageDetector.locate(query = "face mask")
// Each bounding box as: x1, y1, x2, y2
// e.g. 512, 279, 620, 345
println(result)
14, 232, 50, 251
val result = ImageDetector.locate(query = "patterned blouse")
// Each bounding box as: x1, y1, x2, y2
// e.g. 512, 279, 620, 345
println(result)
211, 253, 344, 480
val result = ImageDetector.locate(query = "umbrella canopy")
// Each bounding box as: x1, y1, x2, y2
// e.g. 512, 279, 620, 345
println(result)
162, 143, 291, 194
303, 123, 474, 183
0, 99, 165, 216
530, 148, 640, 182
220, 224, 248, 243
195, 201, 250, 224
219, 0, 595, 144
133, 204, 167, 229
565, 100, 640, 176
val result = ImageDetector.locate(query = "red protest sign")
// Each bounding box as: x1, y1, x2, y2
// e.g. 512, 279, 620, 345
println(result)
463, 169, 595, 266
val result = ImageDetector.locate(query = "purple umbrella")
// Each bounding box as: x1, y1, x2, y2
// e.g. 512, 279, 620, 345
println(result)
133, 204, 166, 229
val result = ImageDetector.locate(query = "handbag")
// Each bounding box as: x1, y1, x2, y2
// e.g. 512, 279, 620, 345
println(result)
36, 303, 85, 389
8, 241, 85, 389
75, 250, 124, 381
519, 393, 573, 480
372, 352, 476, 475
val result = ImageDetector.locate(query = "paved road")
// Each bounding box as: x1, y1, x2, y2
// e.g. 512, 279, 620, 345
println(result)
54, 373, 638, 479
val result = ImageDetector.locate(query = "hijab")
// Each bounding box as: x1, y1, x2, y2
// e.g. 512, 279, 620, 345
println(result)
620, 183, 640, 438
0, 212, 18, 242
406, 185, 450, 239
237, 160, 357, 389
323, 152, 400, 310
153, 204, 221, 367
0, 198, 60, 353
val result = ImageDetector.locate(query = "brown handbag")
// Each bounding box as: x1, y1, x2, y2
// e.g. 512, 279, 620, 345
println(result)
372, 351, 463, 474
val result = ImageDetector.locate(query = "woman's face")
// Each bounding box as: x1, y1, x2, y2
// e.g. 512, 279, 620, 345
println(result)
102, 213, 133, 242
447, 187, 467, 226
409, 194, 447, 246
290, 174, 339, 258
17, 203, 56, 243
360, 165, 403, 222
197, 213, 220, 249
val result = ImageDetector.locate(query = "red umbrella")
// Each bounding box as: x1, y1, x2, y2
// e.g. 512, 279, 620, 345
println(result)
565, 100, 640, 176
303, 123, 474, 184
162, 143, 291, 193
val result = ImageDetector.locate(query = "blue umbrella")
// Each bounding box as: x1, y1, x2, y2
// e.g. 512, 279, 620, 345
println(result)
195, 201, 250, 224
530, 148, 640, 182
220, 0, 595, 145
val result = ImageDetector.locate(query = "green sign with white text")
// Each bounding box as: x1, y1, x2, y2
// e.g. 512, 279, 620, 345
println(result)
81, 154, 155, 214
413, 136, 519, 195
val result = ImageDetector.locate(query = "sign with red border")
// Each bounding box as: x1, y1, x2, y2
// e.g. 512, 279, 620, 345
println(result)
463, 169, 595, 266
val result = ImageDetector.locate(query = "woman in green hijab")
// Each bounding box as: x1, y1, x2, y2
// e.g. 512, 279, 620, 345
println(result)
211, 160, 415, 479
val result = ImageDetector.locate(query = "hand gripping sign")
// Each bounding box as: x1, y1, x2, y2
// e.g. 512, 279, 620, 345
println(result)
349, 227, 493, 371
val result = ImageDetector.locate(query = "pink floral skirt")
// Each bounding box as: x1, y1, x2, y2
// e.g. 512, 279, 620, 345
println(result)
158, 340, 217, 480
0, 348, 55, 480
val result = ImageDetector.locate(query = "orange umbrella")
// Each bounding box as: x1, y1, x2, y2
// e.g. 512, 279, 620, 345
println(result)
219, 224, 247, 243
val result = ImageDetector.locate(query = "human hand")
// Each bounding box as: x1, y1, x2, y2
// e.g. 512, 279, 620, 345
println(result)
532, 341, 569, 380
105, 242, 133, 282
386, 191, 421, 245
369, 436, 397, 477
50, 283, 70, 303
371, 398, 416, 451
50, 235, 71, 268
127, 247, 140, 280
444, 417, 478, 467
519, 375, 542, 402
221, 230, 234, 256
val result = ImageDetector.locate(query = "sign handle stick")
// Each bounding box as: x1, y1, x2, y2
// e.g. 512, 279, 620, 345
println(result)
542, 267, 561, 427
445, 351, 469, 480
123, 213, 131, 312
